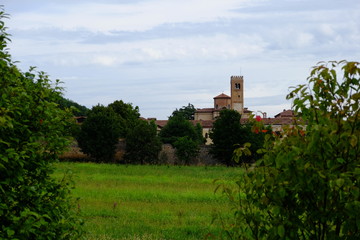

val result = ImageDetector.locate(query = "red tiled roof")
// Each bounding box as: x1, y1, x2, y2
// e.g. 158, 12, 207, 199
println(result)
195, 108, 214, 113
154, 120, 168, 128
213, 93, 231, 99
154, 114, 299, 130
274, 109, 295, 118
190, 120, 214, 128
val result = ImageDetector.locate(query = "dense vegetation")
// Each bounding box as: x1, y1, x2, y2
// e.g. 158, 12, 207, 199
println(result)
77, 104, 122, 162
159, 114, 204, 164
0, 9, 82, 239
210, 109, 268, 166
217, 61, 360, 239
123, 119, 162, 164
77, 100, 162, 164
56, 97, 89, 116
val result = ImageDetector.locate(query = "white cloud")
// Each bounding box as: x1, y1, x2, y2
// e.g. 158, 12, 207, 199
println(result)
92, 55, 118, 66
11, 33, 266, 67
10, 0, 250, 32
3, 0, 360, 119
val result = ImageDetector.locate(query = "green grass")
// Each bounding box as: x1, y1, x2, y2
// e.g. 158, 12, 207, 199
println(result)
53, 163, 241, 240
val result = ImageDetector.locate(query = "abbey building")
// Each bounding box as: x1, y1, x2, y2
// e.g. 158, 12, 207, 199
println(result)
154, 75, 296, 145
194, 76, 252, 120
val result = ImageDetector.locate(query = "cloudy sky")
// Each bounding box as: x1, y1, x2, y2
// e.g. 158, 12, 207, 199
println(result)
2, 0, 359, 119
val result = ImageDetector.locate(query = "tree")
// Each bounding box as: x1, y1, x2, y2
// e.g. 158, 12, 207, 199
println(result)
0, 9, 82, 239
210, 109, 265, 166
159, 115, 204, 145
173, 136, 200, 165
108, 100, 140, 137
77, 105, 121, 162
171, 103, 196, 120
159, 115, 204, 164
124, 120, 162, 164
217, 61, 360, 239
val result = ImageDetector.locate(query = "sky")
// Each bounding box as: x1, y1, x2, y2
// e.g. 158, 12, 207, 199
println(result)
2, 0, 360, 119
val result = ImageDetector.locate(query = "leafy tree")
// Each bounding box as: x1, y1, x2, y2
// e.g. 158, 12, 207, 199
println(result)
159, 115, 204, 145
0, 9, 83, 239
77, 105, 121, 162
159, 115, 204, 164
210, 109, 265, 166
171, 103, 196, 120
108, 100, 140, 137
217, 61, 360, 239
124, 119, 162, 164
173, 136, 200, 165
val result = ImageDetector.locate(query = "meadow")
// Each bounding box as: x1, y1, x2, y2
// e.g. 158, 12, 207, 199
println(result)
53, 162, 242, 240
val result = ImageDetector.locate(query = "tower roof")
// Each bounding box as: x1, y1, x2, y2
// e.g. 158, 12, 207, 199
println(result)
213, 93, 231, 99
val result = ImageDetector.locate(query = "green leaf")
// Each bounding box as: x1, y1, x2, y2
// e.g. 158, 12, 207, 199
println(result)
278, 225, 285, 237
349, 135, 358, 147
6, 229, 15, 237
336, 178, 345, 188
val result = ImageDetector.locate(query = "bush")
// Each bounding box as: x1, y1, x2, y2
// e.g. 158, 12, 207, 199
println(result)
217, 61, 360, 239
0, 9, 83, 239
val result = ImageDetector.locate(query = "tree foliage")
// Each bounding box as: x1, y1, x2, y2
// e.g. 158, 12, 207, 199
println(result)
159, 115, 204, 164
108, 100, 140, 138
56, 97, 89, 116
210, 109, 266, 166
171, 103, 196, 120
173, 136, 200, 165
0, 9, 82, 239
76, 100, 141, 163
159, 115, 204, 146
217, 61, 360, 239
77, 105, 121, 162
124, 120, 162, 164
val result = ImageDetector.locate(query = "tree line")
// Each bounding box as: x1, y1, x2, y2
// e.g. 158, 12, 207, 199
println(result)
74, 102, 268, 166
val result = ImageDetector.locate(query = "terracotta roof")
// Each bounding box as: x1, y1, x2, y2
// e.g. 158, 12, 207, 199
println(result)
154, 114, 299, 130
154, 120, 168, 128
195, 108, 214, 113
213, 93, 231, 99
274, 109, 295, 118
261, 117, 296, 125
190, 120, 214, 128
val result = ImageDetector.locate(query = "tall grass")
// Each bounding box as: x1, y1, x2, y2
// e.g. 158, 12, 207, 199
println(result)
53, 163, 241, 239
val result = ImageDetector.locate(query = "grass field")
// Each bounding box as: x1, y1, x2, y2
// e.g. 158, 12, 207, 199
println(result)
53, 162, 242, 240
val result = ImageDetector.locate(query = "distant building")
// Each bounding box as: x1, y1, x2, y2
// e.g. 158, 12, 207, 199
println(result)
195, 76, 251, 120
153, 75, 298, 145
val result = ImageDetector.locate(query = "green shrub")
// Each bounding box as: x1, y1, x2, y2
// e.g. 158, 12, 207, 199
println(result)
217, 61, 360, 239
0, 9, 83, 239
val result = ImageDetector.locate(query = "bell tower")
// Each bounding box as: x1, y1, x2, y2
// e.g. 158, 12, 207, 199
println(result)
230, 76, 244, 114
